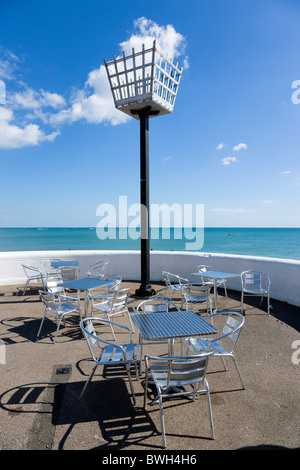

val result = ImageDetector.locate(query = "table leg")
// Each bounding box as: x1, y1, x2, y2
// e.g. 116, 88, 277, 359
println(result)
168, 338, 175, 356
84, 291, 90, 317
213, 279, 218, 311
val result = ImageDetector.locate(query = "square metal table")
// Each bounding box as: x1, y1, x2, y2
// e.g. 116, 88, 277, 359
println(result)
58, 276, 112, 316
132, 310, 217, 356
191, 270, 240, 310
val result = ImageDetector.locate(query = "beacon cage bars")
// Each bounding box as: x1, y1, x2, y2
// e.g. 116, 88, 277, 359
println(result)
104, 40, 183, 119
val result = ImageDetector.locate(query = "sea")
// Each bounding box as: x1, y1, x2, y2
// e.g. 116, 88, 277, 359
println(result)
0, 227, 300, 261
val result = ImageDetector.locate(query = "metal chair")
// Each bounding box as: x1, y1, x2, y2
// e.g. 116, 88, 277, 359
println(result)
79, 317, 140, 405
185, 311, 245, 389
92, 288, 134, 339
161, 271, 189, 308
45, 258, 62, 276
241, 270, 271, 314
22, 265, 45, 295
144, 352, 214, 448
88, 275, 122, 306
44, 275, 81, 314
60, 265, 80, 282
37, 290, 81, 343
197, 265, 227, 297
86, 260, 109, 278
183, 284, 213, 316
136, 299, 181, 372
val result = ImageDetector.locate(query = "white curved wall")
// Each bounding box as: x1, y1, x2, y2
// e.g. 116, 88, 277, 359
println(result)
0, 250, 299, 307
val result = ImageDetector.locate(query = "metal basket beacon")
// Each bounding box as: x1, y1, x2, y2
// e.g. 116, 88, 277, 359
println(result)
104, 40, 183, 297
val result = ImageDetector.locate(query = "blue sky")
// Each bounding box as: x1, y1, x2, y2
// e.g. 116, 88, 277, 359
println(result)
0, 0, 300, 228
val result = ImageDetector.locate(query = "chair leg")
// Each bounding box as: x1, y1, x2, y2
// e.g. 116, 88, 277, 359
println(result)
134, 361, 139, 380
23, 279, 29, 295
125, 363, 136, 406
158, 393, 167, 448
79, 363, 98, 399
105, 313, 116, 340
37, 313, 46, 337
162, 287, 168, 300
205, 381, 214, 439
221, 356, 227, 371
126, 308, 135, 333
53, 316, 64, 344
143, 367, 149, 408
232, 356, 245, 389
139, 343, 144, 376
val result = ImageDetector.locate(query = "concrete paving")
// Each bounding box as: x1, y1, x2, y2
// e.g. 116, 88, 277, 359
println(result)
0, 280, 299, 452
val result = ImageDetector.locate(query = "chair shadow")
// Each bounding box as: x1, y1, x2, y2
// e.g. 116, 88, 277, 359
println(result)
0, 316, 42, 343
53, 378, 159, 449
0, 374, 160, 450
0, 316, 82, 344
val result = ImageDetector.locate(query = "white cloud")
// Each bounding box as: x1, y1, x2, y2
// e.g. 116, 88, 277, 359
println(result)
120, 17, 188, 67
9, 87, 66, 110
50, 65, 129, 127
162, 155, 173, 162
0, 49, 20, 80
0, 107, 59, 149
280, 170, 291, 175
222, 156, 238, 165
216, 142, 226, 150
233, 142, 247, 152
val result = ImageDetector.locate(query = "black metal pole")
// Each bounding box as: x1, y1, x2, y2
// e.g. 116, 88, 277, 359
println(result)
135, 111, 155, 297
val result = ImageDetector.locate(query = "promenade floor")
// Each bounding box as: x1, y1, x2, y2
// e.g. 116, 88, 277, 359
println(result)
0, 281, 299, 453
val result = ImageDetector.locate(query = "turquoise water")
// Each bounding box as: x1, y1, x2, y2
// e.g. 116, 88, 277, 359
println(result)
0, 227, 300, 260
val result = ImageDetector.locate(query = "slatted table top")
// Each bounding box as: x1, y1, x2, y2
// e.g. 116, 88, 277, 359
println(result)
132, 310, 217, 341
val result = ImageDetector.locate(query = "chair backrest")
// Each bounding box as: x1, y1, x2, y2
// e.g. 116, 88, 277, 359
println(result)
60, 266, 78, 282
187, 284, 211, 297
241, 270, 270, 291
104, 275, 122, 293
45, 276, 64, 295
80, 317, 103, 362
111, 288, 131, 310
45, 259, 61, 270
197, 265, 215, 273
162, 271, 183, 286
22, 264, 42, 278
161, 271, 172, 287
87, 260, 109, 278
166, 353, 213, 389
136, 299, 180, 314
196, 265, 215, 283
216, 312, 245, 353
39, 290, 58, 310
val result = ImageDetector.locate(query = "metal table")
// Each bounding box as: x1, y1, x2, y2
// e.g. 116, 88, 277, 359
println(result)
132, 310, 217, 356
58, 277, 112, 316
191, 270, 240, 310
132, 310, 217, 401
